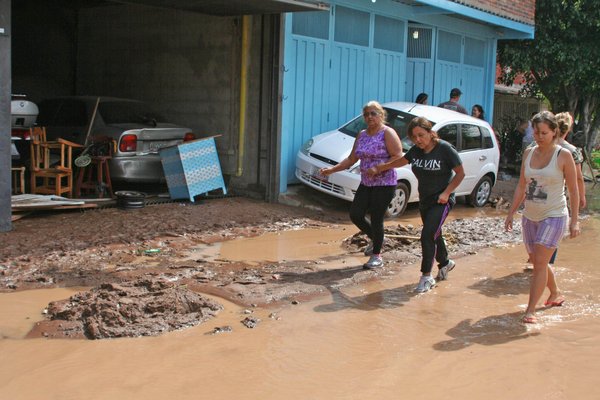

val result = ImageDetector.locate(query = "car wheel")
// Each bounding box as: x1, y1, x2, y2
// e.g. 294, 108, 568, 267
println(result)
385, 182, 409, 218
468, 176, 493, 207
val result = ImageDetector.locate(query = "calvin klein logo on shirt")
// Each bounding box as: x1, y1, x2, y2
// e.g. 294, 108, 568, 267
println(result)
412, 159, 441, 170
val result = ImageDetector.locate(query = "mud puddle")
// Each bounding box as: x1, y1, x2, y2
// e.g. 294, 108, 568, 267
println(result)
0, 206, 528, 339
1, 212, 598, 399
194, 226, 353, 264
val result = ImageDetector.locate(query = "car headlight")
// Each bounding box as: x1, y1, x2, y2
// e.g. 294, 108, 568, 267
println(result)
300, 138, 313, 155
350, 164, 361, 174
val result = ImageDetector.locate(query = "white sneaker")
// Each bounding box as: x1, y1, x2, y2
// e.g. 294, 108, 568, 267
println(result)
363, 255, 383, 269
436, 260, 456, 281
414, 275, 436, 293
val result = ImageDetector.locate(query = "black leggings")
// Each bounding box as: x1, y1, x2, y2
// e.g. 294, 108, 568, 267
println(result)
419, 201, 453, 274
349, 184, 396, 255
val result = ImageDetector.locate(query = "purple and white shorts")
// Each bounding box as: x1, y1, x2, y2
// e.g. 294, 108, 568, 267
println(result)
521, 216, 568, 254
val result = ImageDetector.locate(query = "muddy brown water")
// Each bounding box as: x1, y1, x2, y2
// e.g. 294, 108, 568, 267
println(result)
0, 210, 599, 399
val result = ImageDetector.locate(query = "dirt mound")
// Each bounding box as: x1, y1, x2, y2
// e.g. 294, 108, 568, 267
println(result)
30, 279, 223, 339
344, 217, 521, 257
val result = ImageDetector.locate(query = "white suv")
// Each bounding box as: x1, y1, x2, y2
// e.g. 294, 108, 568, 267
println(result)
295, 102, 500, 217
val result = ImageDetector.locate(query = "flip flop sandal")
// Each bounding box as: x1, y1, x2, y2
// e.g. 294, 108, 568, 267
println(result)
522, 315, 538, 324
544, 298, 565, 307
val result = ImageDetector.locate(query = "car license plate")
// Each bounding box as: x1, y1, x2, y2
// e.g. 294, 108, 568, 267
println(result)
312, 169, 329, 182
149, 141, 169, 152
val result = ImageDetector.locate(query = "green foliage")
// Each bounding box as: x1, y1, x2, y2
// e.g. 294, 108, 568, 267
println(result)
497, 0, 600, 152
592, 150, 600, 169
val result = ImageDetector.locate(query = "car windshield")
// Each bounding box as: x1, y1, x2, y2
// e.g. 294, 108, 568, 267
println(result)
339, 108, 428, 151
99, 101, 166, 125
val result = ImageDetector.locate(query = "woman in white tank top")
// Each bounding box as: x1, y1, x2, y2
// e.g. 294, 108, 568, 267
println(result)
505, 111, 580, 324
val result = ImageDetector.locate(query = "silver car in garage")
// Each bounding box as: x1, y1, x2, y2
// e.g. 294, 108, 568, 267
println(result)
38, 96, 196, 183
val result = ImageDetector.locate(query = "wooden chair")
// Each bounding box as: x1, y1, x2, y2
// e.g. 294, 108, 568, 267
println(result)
29, 127, 83, 198
11, 166, 26, 194
29, 126, 47, 142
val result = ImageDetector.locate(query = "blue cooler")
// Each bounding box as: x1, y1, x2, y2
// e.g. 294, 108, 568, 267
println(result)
159, 136, 227, 202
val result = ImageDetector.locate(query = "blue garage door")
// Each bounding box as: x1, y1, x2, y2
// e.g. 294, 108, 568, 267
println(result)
406, 25, 434, 103
281, 6, 406, 189
434, 30, 486, 110
462, 37, 487, 110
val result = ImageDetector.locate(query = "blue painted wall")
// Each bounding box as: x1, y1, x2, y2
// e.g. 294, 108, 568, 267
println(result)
280, 0, 532, 193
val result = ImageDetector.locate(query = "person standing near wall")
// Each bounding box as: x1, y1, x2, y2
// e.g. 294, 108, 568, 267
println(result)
319, 101, 403, 269
437, 88, 468, 114
505, 111, 580, 324
512, 117, 529, 167
366, 117, 465, 292
471, 104, 485, 120
415, 93, 428, 105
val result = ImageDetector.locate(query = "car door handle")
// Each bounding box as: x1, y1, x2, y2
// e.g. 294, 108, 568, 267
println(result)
479, 155, 487, 161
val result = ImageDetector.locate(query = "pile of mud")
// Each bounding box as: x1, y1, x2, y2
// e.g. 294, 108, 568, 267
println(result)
344, 217, 522, 256
29, 279, 223, 339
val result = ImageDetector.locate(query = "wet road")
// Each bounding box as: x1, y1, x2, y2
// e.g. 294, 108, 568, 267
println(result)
0, 207, 598, 399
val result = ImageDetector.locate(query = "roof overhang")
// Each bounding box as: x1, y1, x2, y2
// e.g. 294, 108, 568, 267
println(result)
494, 83, 522, 95
111, 0, 330, 15
399, 0, 534, 39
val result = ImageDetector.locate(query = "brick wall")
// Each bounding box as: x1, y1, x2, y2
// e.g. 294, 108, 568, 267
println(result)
450, 0, 535, 25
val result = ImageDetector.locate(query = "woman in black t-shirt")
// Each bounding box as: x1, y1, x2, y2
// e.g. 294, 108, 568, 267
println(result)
367, 117, 465, 293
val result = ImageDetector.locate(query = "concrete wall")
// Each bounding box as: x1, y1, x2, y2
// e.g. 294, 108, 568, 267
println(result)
77, 4, 242, 174
0, 0, 11, 232
11, 0, 77, 103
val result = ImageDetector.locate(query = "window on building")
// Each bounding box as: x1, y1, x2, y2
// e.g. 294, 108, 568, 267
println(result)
464, 37, 485, 67
292, 10, 330, 39
407, 26, 432, 58
334, 6, 369, 46
374, 15, 404, 53
437, 30, 461, 63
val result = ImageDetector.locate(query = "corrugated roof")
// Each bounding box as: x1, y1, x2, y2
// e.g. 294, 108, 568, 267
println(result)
393, 0, 533, 27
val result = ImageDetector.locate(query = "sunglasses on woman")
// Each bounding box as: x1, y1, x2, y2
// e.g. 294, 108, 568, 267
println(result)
363, 111, 379, 117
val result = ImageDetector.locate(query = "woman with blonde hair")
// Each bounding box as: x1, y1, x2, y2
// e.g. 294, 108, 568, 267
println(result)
541, 112, 587, 267
555, 112, 586, 208
505, 111, 580, 324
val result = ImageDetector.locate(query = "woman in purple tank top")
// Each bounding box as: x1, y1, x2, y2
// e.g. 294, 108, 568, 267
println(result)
320, 101, 403, 269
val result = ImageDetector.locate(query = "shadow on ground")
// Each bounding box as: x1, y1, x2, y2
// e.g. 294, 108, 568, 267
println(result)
433, 311, 540, 351
468, 271, 531, 298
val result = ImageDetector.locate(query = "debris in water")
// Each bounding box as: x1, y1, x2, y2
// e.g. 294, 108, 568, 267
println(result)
241, 316, 260, 329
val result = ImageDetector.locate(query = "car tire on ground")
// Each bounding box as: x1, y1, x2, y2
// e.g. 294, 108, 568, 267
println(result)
468, 176, 493, 207
385, 182, 409, 218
